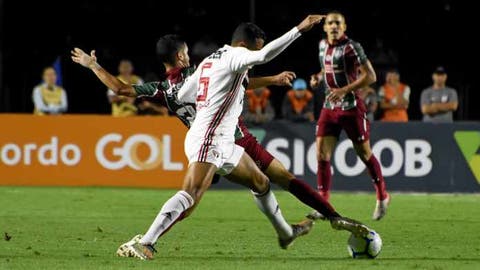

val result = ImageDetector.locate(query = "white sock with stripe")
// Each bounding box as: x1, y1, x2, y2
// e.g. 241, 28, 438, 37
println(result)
140, 190, 194, 245
252, 185, 293, 239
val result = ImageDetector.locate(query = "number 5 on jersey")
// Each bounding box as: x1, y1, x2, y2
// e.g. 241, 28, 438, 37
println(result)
197, 62, 212, 102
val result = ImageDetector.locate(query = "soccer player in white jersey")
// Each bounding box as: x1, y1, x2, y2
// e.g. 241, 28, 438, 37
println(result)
122, 15, 325, 260
72, 33, 314, 260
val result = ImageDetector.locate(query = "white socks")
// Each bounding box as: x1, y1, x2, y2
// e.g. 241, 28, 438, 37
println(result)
252, 186, 293, 239
139, 188, 292, 245
140, 191, 194, 245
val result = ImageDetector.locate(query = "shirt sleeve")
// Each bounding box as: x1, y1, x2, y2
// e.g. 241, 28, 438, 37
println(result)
133, 82, 160, 97
32, 87, 52, 113
227, 27, 301, 73
449, 88, 458, 103
177, 68, 201, 103
58, 89, 68, 113
346, 41, 368, 66
420, 89, 430, 106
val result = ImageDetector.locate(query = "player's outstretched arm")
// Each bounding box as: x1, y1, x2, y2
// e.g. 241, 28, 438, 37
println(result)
71, 48, 136, 97
229, 15, 325, 72
248, 71, 296, 89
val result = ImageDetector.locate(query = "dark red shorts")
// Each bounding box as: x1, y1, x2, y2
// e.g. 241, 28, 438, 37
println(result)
316, 101, 370, 143
235, 118, 274, 171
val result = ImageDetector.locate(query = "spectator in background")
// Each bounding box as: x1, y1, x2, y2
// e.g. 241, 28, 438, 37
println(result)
282, 78, 314, 122
32, 67, 68, 115
243, 87, 275, 125
358, 86, 378, 122
378, 69, 410, 122
421, 66, 458, 122
107, 60, 143, 117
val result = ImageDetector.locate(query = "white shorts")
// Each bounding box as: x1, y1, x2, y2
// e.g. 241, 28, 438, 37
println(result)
184, 133, 244, 176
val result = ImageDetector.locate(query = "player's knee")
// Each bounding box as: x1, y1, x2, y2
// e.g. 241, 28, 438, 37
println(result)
251, 172, 269, 194
317, 150, 332, 161
355, 146, 371, 162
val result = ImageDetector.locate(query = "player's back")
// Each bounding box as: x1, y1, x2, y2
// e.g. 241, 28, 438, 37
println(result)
189, 45, 249, 141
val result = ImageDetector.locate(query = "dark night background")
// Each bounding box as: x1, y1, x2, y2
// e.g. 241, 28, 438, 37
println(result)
0, 0, 478, 120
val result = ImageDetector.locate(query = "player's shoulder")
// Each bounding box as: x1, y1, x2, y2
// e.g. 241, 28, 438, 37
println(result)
204, 45, 231, 61
225, 45, 250, 56
445, 86, 457, 93
346, 38, 363, 48
33, 84, 43, 91
157, 79, 170, 91
421, 86, 433, 94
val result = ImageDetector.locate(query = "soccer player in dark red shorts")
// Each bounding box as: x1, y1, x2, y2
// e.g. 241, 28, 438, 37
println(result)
310, 11, 390, 220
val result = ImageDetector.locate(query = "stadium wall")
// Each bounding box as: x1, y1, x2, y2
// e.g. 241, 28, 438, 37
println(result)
0, 115, 479, 192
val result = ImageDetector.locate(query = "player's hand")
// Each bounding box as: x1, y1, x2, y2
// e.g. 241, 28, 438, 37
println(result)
71, 48, 99, 70
326, 88, 348, 103
310, 74, 320, 88
297, 15, 326, 33
273, 71, 296, 86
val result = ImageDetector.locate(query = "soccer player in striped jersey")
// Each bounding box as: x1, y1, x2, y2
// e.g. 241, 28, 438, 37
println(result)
309, 11, 390, 221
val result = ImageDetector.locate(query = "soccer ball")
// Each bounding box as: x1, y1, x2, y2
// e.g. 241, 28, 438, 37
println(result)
347, 230, 382, 259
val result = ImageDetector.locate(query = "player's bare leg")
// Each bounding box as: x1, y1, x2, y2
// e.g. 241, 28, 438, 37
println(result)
307, 135, 337, 220
118, 162, 217, 260
226, 153, 313, 249
353, 140, 390, 220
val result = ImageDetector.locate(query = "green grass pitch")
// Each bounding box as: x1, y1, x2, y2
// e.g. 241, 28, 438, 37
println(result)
1, 187, 479, 269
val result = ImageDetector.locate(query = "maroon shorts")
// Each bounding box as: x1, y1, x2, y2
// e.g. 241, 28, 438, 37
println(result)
235, 118, 275, 171
316, 101, 370, 143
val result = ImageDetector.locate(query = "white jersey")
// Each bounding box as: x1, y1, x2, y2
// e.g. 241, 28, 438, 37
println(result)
178, 26, 301, 165
187, 46, 249, 140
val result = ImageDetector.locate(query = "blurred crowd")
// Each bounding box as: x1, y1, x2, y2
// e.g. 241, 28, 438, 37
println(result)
34, 54, 458, 124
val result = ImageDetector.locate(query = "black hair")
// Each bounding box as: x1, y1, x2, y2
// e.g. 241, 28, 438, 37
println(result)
156, 34, 186, 65
231, 22, 266, 48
